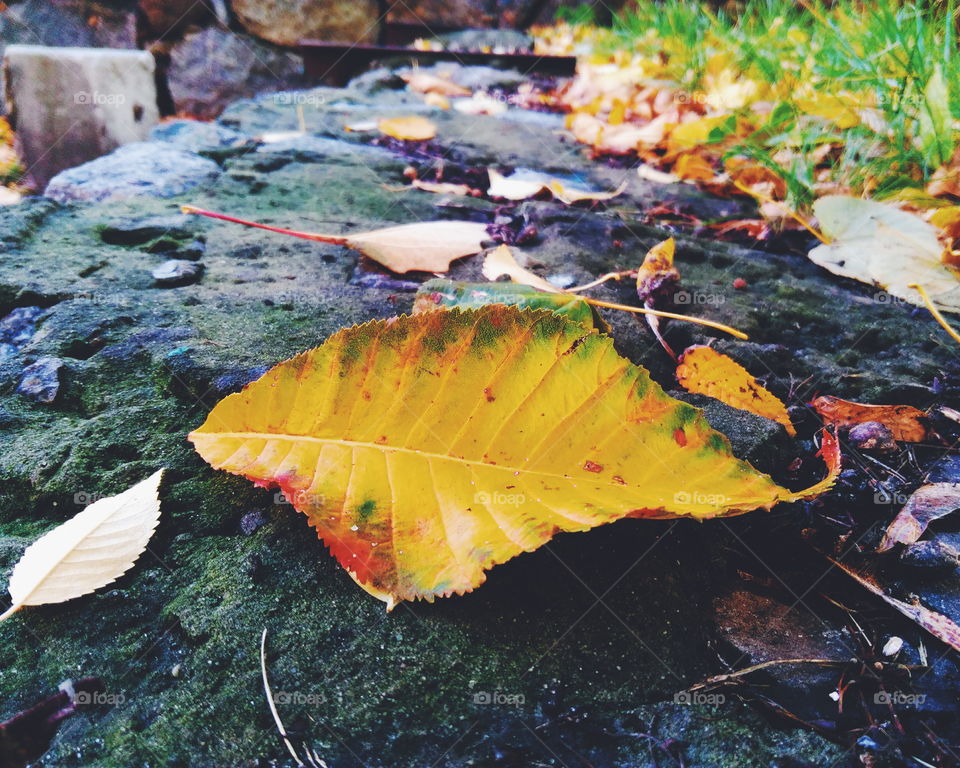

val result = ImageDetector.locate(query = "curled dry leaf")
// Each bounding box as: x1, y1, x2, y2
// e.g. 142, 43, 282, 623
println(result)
190, 307, 839, 609
549, 179, 627, 205
0, 470, 164, 621
487, 168, 626, 205
826, 555, 960, 653
636, 237, 679, 303
409, 179, 475, 197
810, 395, 929, 442
482, 243, 563, 293
378, 116, 437, 141
676, 345, 796, 436
182, 207, 488, 274
877, 483, 960, 552
636, 237, 681, 359
808, 196, 960, 313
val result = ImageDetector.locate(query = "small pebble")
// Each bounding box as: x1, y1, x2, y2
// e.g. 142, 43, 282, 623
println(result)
152, 259, 203, 286
178, 239, 206, 261
847, 421, 897, 453
16, 356, 63, 403
239, 507, 270, 536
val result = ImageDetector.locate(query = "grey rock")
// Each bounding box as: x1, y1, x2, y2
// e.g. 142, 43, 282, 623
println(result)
177, 239, 206, 261
436, 28, 533, 52
0, 305, 43, 347
351, 63, 527, 96
239, 507, 270, 536
0, 0, 137, 114
152, 259, 203, 286
45, 142, 220, 204
150, 118, 257, 159
713, 589, 853, 723
3, 44, 158, 189
167, 27, 306, 120
672, 391, 793, 477
100, 215, 196, 246
16, 356, 63, 403
255, 133, 392, 161
231, 0, 378, 47
848, 421, 897, 453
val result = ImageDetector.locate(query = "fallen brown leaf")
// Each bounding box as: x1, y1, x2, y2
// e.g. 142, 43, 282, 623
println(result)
811, 395, 929, 442
877, 483, 960, 552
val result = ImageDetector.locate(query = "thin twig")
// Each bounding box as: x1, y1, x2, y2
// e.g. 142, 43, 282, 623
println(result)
260, 628, 306, 767
583, 297, 749, 339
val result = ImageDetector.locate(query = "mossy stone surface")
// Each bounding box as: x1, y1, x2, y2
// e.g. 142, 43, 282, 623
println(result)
3, 72, 951, 766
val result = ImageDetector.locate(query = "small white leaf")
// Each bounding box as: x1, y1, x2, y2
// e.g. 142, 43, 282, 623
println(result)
1, 470, 164, 621
482, 244, 564, 293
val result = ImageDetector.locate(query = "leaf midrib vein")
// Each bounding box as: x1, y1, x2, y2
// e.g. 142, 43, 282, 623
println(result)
201, 432, 626, 487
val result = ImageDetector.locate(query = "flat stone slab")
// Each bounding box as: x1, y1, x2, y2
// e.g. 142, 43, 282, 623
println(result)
44, 142, 220, 204
5, 67, 955, 767
150, 119, 256, 159
3, 45, 158, 189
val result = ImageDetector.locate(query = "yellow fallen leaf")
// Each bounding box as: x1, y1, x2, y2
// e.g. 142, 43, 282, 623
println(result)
725, 156, 787, 199
189, 307, 837, 608
423, 92, 451, 110
378, 116, 437, 141
673, 153, 717, 182
567, 112, 668, 153
666, 115, 736, 153
0, 470, 164, 621
676, 345, 796, 436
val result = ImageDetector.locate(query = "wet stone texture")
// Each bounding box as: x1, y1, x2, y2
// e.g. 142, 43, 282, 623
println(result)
0, 64, 958, 767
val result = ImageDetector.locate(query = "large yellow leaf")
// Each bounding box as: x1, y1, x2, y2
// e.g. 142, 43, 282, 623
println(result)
809, 196, 960, 313
378, 116, 437, 141
0, 470, 164, 621
189, 308, 836, 609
